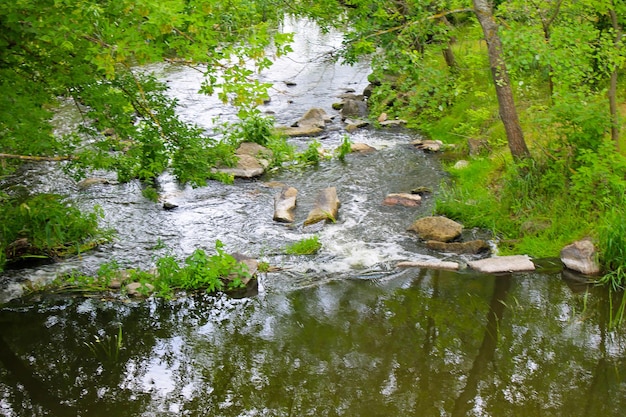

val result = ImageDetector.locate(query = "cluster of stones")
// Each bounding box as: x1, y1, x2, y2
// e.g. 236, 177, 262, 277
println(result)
273, 186, 340, 227
398, 215, 601, 278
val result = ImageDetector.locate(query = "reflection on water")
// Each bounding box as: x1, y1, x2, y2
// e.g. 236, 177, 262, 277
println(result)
1, 269, 625, 416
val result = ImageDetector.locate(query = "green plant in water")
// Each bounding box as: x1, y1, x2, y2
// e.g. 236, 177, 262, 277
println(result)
296, 140, 322, 166
284, 236, 321, 255
85, 325, 123, 365
336, 135, 352, 162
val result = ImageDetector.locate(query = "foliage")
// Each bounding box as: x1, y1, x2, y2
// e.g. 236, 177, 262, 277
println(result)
284, 235, 321, 255
0, 193, 110, 271
296, 140, 323, 166
0, 0, 295, 264
45, 240, 250, 299
156, 242, 250, 295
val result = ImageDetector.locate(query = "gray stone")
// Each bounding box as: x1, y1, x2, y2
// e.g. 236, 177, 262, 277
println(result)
340, 99, 368, 119
273, 186, 298, 223
468, 255, 535, 273
407, 216, 462, 242
304, 187, 340, 226
560, 239, 600, 275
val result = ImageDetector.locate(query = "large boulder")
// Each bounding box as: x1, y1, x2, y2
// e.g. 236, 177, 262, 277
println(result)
560, 239, 600, 275
407, 216, 462, 242
340, 98, 368, 120
273, 186, 298, 223
468, 255, 535, 273
304, 187, 340, 226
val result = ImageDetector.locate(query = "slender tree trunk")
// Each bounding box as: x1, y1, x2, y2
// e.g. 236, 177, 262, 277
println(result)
473, 0, 531, 160
609, 8, 622, 151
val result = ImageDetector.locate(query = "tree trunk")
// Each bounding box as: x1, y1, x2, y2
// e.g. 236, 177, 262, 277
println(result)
473, 0, 531, 160
609, 8, 622, 151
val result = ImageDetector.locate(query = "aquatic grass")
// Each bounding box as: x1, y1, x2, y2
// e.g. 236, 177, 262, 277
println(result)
597, 206, 626, 291
85, 325, 123, 365
336, 135, 352, 162
284, 236, 321, 255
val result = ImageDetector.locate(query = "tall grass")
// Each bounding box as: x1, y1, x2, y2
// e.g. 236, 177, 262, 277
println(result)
597, 206, 626, 290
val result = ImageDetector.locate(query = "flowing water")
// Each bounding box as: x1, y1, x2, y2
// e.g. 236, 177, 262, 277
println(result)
1, 19, 626, 417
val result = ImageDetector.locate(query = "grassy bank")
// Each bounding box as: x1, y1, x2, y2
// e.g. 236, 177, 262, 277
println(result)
367, 34, 626, 288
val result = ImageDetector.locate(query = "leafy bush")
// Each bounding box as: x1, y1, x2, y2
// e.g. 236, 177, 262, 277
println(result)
0, 193, 109, 270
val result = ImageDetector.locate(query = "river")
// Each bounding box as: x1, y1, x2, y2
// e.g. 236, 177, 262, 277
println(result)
1, 18, 625, 417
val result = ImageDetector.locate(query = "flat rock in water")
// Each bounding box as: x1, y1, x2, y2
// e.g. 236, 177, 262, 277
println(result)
273, 186, 298, 223
396, 260, 460, 271
275, 125, 324, 137
468, 255, 535, 273
304, 187, 340, 226
383, 193, 421, 207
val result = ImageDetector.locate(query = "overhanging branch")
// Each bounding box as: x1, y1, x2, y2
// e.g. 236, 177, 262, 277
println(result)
0, 153, 76, 161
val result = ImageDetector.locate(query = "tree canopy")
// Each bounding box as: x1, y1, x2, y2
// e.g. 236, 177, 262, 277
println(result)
0, 0, 291, 183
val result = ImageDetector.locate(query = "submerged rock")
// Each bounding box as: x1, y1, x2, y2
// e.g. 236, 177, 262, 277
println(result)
468, 255, 535, 273
273, 186, 298, 223
560, 239, 600, 276
126, 282, 155, 297
407, 216, 462, 242
304, 187, 340, 226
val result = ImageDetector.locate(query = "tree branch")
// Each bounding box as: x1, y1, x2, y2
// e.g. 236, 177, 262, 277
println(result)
0, 153, 75, 161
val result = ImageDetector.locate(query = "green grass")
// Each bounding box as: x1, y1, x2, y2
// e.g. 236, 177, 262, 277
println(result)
284, 236, 321, 255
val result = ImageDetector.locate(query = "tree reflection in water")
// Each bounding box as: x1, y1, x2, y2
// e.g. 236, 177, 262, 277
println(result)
1, 268, 626, 416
